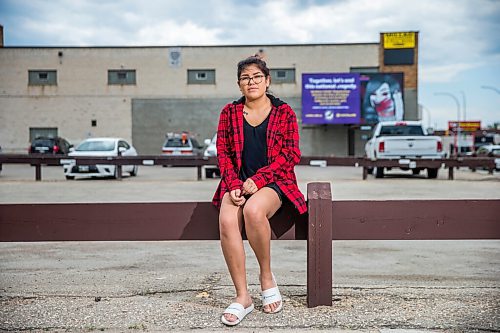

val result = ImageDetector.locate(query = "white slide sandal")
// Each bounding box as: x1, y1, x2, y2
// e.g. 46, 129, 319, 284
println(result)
261, 274, 283, 314
221, 302, 254, 326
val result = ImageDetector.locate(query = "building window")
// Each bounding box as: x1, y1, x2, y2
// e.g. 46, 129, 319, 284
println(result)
270, 68, 295, 84
188, 69, 215, 85
350, 67, 379, 73
108, 70, 136, 85
28, 70, 57, 86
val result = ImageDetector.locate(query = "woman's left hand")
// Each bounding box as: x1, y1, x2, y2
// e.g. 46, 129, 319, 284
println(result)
242, 178, 258, 195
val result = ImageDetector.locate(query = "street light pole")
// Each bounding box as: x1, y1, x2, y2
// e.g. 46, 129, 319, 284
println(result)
481, 85, 500, 95
435, 92, 461, 156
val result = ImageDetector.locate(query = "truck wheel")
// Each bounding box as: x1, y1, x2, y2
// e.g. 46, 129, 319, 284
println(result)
412, 168, 421, 175
65, 175, 75, 180
427, 168, 439, 179
205, 169, 214, 178
375, 167, 384, 178
366, 167, 374, 175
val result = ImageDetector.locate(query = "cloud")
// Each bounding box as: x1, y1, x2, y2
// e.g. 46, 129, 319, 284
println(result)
421, 63, 478, 83
134, 21, 222, 46
1, 0, 499, 83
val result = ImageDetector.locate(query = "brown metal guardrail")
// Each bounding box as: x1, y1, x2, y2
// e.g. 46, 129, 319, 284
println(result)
1, 182, 499, 308
0, 154, 497, 181
0, 154, 218, 181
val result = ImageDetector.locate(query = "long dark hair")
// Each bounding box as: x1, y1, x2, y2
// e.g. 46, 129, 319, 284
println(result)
237, 56, 270, 79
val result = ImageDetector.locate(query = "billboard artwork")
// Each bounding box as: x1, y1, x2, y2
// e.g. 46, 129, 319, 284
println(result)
360, 73, 404, 124
302, 73, 360, 124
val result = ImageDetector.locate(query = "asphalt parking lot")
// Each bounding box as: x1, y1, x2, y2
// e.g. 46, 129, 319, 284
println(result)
0, 164, 499, 203
1, 164, 499, 332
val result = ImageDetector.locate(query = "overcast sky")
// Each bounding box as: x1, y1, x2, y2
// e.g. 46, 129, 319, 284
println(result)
1, 0, 499, 129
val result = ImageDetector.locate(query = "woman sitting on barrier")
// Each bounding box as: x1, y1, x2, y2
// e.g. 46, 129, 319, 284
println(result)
212, 55, 307, 326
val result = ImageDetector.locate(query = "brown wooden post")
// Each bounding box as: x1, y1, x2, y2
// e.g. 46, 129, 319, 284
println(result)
448, 166, 454, 180
197, 166, 202, 181
35, 164, 42, 181
307, 182, 332, 308
116, 151, 122, 180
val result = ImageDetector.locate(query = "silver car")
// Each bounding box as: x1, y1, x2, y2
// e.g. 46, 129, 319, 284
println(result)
63, 138, 138, 180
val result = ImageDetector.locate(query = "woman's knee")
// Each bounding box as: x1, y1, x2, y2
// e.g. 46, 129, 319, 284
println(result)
243, 201, 266, 225
219, 213, 240, 237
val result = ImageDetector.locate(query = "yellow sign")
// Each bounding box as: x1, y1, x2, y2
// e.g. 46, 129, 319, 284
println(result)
448, 121, 481, 132
383, 32, 415, 49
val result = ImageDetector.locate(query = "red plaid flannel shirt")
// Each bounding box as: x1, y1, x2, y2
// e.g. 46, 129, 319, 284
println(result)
212, 95, 307, 214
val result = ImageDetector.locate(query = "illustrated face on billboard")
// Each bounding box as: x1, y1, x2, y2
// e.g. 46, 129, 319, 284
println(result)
361, 73, 404, 123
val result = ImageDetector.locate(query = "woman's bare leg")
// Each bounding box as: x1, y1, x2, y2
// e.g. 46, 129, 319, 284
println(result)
243, 187, 282, 313
219, 192, 252, 322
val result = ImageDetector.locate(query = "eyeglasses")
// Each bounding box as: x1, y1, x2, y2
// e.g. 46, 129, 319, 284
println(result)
238, 74, 265, 85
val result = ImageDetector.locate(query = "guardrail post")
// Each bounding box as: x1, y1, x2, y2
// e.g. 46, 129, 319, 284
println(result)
116, 151, 122, 180
35, 164, 42, 181
197, 166, 202, 181
307, 182, 332, 308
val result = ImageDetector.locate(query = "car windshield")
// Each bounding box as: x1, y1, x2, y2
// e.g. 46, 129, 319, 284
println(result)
164, 138, 191, 148
379, 125, 424, 136
76, 140, 115, 151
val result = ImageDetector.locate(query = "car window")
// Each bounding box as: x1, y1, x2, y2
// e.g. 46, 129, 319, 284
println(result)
32, 139, 55, 146
164, 138, 191, 148
76, 140, 115, 151
477, 147, 487, 154
379, 125, 424, 136
118, 141, 130, 149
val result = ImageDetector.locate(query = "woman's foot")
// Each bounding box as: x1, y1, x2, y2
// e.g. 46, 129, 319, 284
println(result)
260, 273, 282, 313
222, 294, 253, 324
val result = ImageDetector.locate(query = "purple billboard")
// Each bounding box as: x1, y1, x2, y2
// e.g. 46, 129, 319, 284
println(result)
302, 73, 360, 124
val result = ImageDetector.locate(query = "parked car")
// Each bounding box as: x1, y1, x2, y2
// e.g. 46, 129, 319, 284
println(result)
474, 144, 500, 171
63, 138, 138, 180
29, 136, 72, 155
161, 132, 204, 156
203, 133, 220, 178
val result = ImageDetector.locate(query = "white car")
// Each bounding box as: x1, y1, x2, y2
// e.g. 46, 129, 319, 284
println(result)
63, 138, 138, 180
475, 144, 500, 171
203, 134, 220, 178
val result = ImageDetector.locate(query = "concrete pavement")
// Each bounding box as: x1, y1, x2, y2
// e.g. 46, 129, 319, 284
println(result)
0, 165, 499, 332
1, 240, 499, 332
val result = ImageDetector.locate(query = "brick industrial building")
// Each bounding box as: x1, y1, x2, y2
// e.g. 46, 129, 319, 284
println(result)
0, 29, 419, 155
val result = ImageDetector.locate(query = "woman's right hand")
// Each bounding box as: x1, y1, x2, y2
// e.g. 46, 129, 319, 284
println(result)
229, 189, 246, 206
